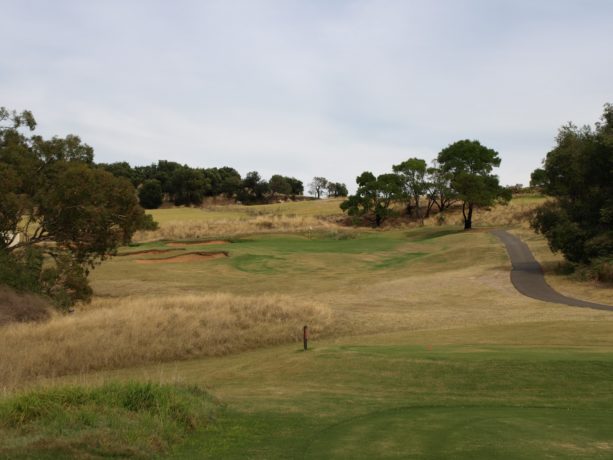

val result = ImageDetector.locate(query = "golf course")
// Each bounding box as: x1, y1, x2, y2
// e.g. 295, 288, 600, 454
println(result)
2, 198, 612, 459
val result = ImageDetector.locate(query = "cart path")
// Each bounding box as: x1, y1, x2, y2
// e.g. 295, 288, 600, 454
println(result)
492, 230, 613, 312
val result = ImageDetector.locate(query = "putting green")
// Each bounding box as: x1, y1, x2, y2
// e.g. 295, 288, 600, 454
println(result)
304, 406, 613, 459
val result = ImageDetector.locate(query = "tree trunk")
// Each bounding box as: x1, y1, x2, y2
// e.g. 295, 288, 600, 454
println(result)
463, 202, 473, 229
405, 202, 413, 216
375, 213, 382, 227
425, 199, 434, 218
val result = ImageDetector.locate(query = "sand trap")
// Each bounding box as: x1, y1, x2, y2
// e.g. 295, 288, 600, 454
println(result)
166, 240, 230, 247
118, 248, 184, 256
136, 251, 229, 264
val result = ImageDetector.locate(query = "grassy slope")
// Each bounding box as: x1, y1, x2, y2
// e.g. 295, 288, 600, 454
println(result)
58, 323, 613, 459
0, 382, 218, 459
146, 198, 345, 224
3, 197, 613, 458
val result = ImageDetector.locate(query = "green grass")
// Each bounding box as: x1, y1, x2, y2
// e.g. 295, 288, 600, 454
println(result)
159, 330, 613, 459
0, 382, 219, 459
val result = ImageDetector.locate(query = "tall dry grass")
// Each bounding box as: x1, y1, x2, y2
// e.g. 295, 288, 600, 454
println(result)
0, 286, 52, 326
135, 215, 342, 242
0, 294, 334, 389
421, 197, 548, 229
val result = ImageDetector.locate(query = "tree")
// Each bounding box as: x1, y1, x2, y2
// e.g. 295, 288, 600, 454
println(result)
392, 158, 428, 219
327, 182, 348, 198
529, 168, 547, 188
217, 167, 242, 197
169, 166, 206, 206
531, 104, 613, 264
425, 161, 457, 216
0, 107, 155, 308
308, 177, 328, 199
286, 177, 304, 197
437, 140, 510, 229
340, 172, 402, 227
269, 174, 292, 197
238, 171, 270, 204
139, 179, 163, 209
98, 161, 140, 186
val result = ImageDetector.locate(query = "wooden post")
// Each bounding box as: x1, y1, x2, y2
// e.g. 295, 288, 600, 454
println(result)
303, 325, 309, 351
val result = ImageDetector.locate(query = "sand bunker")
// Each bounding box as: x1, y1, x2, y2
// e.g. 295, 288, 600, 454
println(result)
135, 251, 229, 264
118, 248, 184, 256
166, 240, 230, 247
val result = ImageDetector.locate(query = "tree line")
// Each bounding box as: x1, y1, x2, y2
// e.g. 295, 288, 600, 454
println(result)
98, 161, 348, 209
341, 140, 511, 229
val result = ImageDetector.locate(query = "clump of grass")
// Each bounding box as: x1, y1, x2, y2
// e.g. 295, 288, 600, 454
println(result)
0, 381, 218, 458
0, 294, 334, 389
135, 215, 341, 242
0, 286, 52, 326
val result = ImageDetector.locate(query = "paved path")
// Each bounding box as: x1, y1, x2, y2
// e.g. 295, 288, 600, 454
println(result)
492, 229, 613, 312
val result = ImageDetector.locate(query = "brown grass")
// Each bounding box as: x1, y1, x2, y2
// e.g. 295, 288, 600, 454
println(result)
135, 251, 229, 264
134, 215, 342, 242
421, 197, 548, 229
0, 293, 334, 389
0, 286, 52, 326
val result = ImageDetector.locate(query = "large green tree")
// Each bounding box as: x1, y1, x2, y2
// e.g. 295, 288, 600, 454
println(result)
341, 172, 402, 227
393, 157, 428, 219
437, 140, 510, 229
269, 174, 292, 197
531, 104, 613, 265
0, 107, 155, 308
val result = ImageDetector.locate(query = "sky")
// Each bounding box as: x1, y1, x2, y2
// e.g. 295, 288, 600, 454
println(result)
1, 0, 612, 191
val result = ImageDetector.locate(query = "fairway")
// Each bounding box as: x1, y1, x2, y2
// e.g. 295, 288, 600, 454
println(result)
305, 406, 613, 460
3, 205, 613, 458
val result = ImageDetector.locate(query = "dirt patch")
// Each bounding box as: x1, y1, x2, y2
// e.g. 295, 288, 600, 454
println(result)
166, 240, 230, 247
135, 251, 229, 264
117, 248, 184, 256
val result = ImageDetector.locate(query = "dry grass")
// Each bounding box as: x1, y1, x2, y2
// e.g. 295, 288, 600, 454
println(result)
421, 196, 548, 229
0, 286, 52, 326
0, 293, 334, 390
134, 214, 343, 242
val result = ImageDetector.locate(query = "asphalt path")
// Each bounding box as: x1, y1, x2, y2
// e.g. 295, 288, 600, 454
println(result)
492, 229, 613, 312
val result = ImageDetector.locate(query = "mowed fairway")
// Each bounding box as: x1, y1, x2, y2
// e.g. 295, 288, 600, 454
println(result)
8, 202, 613, 459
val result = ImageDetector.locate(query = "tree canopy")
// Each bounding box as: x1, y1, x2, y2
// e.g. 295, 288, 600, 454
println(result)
0, 107, 156, 308
393, 157, 428, 219
341, 172, 402, 227
437, 140, 510, 229
531, 104, 613, 267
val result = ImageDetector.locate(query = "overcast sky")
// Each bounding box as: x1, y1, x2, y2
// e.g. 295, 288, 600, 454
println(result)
2, 0, 612, 190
